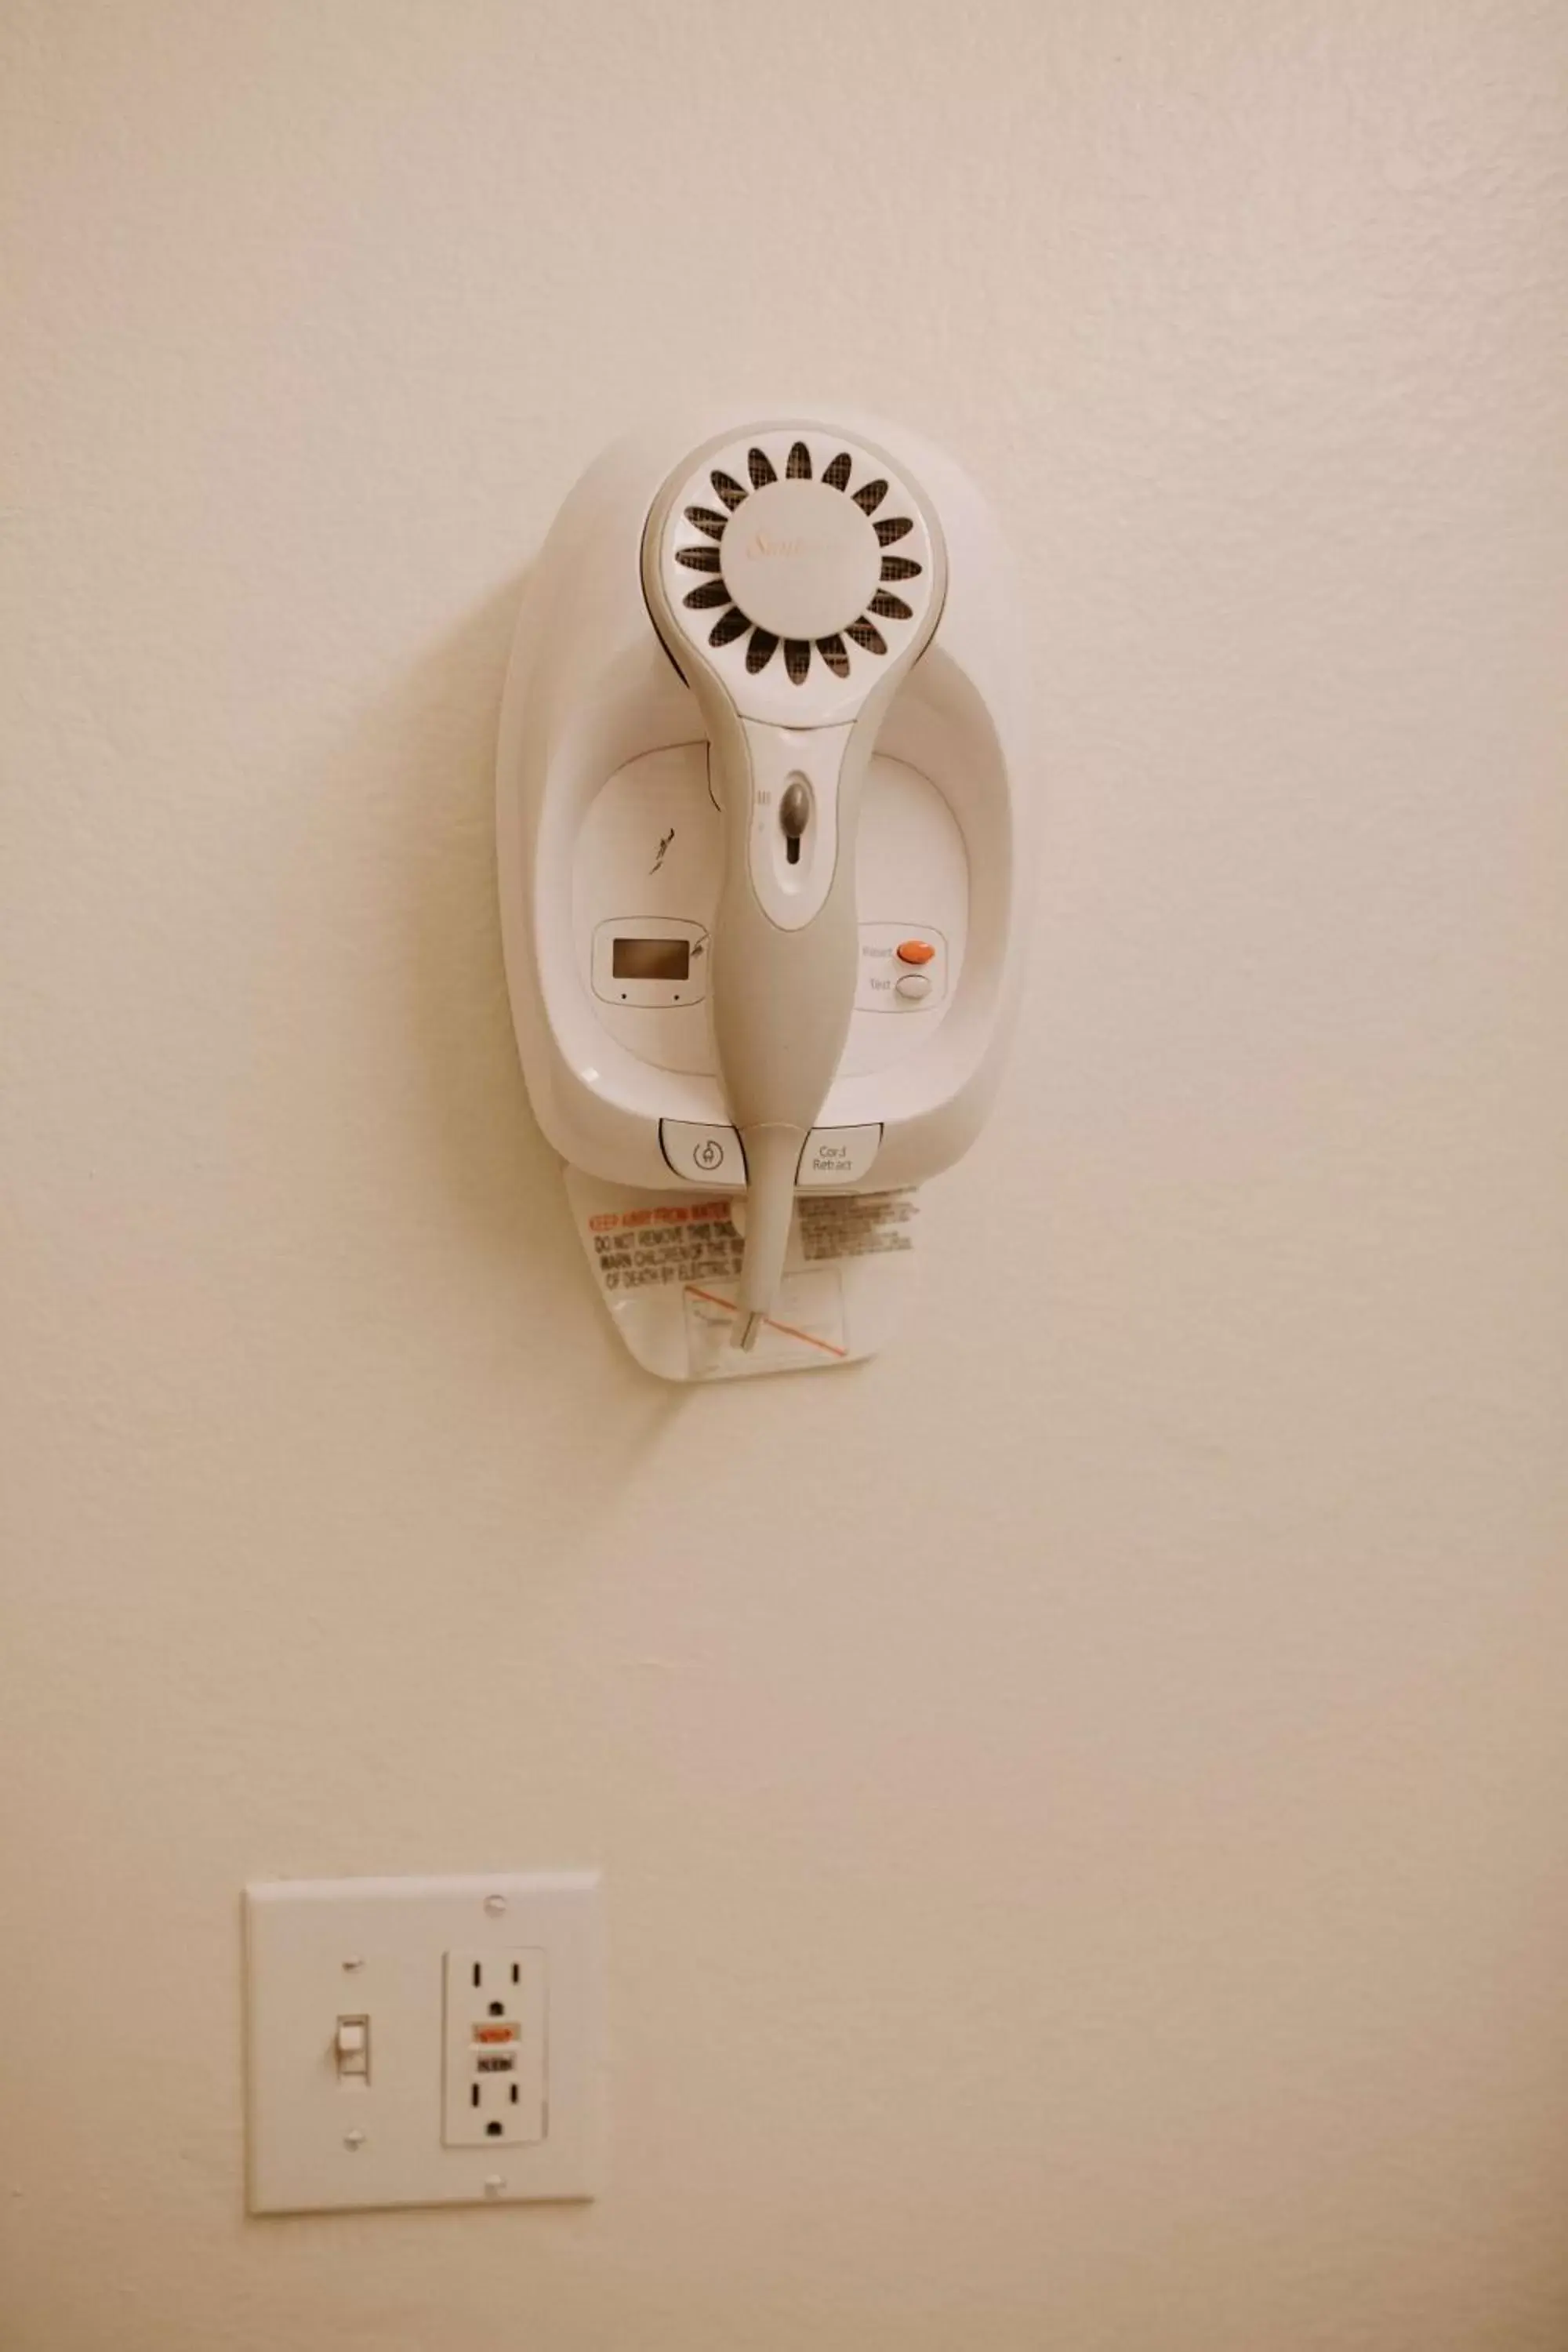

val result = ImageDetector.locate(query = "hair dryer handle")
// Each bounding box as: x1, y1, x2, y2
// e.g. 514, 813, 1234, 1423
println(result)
704, 704, 871, 1345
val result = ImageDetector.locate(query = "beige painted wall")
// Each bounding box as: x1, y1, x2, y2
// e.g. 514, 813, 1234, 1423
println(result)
4, 4, 1567, 2345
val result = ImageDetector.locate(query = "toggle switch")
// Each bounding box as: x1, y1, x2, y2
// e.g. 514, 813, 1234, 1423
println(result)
335, 2015, 369, 2082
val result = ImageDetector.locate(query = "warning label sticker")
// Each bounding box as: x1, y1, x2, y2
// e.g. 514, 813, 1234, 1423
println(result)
586, 1199, 740, 1295
568, 1183, 921, 1381
797, 1192, 919, 1262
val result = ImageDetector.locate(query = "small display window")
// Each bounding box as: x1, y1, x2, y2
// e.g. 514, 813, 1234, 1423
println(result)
612, 937, 691, 982
590, 919, 708, 1010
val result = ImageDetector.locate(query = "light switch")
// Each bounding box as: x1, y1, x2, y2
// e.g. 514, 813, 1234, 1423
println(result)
334, 2016, 369, 2080
245, 1871, 604, 2214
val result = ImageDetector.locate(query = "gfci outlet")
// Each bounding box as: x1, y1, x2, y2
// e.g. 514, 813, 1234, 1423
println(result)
443, 1949, 546, 2147
244, 1873, 604, 2215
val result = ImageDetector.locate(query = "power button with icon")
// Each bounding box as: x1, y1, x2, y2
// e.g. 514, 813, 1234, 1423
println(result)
659, 1120, 746, 1185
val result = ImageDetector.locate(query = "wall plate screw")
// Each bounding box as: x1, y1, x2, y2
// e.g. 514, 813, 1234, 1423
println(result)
483, 2175, 506, 2198
343, 2130, 366, 2151
483, 1895, 507, 1916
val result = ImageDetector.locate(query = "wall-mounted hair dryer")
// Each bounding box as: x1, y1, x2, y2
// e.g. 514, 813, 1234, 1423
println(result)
640, 432, 947, 1347
497, 412, 1025, 1382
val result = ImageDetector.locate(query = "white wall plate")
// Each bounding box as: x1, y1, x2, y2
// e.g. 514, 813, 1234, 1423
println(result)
244, 1871, 604, 2215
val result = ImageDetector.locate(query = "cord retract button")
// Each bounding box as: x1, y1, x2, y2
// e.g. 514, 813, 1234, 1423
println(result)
795, 1125, 882, 1188
895, 938, 936, 964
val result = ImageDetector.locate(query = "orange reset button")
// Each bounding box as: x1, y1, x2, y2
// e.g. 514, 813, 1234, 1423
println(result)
896, 940, 936, 965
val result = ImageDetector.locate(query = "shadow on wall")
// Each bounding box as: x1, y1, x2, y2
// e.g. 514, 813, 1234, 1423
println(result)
336, 572, 688, 1475
392, 574, 554, 1247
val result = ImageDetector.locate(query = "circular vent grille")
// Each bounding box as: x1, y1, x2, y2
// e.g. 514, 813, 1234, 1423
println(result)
672, 438, 925, 688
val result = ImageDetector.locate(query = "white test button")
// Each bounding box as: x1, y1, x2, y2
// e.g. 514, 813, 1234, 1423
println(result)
796, 1124, 882, 1188
895, 973, 931, 1001
660, 1119, 745, 1185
